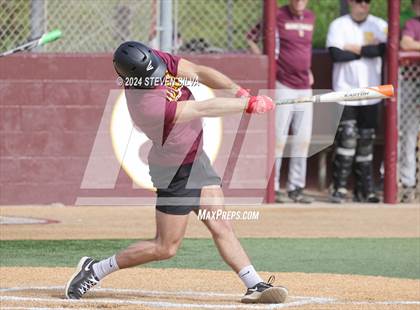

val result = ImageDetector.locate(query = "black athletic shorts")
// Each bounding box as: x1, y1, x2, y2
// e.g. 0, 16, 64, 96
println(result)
149, 152, 221, 215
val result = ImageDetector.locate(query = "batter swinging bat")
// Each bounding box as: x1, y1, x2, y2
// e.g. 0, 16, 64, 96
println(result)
0, 29, 62, 58
276, 84, 394, 105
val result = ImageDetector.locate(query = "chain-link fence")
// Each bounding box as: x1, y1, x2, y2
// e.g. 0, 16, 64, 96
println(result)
0, 0, 31, 52
398, 53, 420, 203
0, 0, 262, 54
1, 0, 416, 54
0, 0, 155, 53
175, 0, 262, 53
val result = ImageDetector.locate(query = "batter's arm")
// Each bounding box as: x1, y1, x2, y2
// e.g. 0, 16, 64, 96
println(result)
177, 58, 242, 96
174, 97, 247, 123
174, 95, 274, 123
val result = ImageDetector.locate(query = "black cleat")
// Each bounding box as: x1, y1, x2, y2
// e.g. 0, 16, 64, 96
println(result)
275, 191, 292, 203
365, 192, 380, 203
241, 276, 288, 304
65, 257, 99, 299
287, 188, 313, 204
330, 188, 347, 203
353, 190, 380, 203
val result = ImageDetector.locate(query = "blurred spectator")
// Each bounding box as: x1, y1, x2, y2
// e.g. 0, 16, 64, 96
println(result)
247, 0, 315, 203
399, 0, 420, 202
326, 0, 387, 203
400, 0, 420, 51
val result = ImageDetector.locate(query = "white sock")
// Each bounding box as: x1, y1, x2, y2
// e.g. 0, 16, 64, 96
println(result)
92, 255, 119, 281
238, 265, 264, 288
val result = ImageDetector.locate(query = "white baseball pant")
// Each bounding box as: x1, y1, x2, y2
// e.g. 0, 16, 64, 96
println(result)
274, 81, 313, 192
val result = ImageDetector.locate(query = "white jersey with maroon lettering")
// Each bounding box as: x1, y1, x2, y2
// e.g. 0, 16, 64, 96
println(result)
326, 14, 387, 106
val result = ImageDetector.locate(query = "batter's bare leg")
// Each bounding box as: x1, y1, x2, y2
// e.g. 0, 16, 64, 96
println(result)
65, 210, 189, 299
116, 210, 189, 268
198, 185, 288, 303
198, 185, 251, 272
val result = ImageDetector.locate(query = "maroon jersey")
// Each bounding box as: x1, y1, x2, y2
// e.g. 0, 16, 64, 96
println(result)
276, 6, 314, 89
125, 50, 203, 166
402, 17, 420, 41
247, 5, 315, 89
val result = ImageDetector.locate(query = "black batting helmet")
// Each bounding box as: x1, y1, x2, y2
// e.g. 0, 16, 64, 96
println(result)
113, 41, 167, 88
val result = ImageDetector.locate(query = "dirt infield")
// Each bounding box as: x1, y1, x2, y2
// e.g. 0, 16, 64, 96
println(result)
1, 267, 419, 309
1, 204, 419, 239
1, 204, 419, 309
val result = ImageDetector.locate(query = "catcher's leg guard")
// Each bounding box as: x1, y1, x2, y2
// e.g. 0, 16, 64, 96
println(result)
354, 128, 379, 202
332, 120, 357, 192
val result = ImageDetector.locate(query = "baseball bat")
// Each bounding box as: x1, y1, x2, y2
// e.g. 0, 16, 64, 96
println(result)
276, 84, 394, 105
0, 29, 62, 58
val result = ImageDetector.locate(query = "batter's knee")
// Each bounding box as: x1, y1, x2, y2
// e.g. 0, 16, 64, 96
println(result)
154, 243, 178, 260
208, 219, 234, 239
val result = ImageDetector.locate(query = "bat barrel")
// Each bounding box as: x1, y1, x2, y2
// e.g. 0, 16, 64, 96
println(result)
275, 85, 394, 105
369, 84, 394, 98
40, 29, 62, 45
334, 84, 394, 102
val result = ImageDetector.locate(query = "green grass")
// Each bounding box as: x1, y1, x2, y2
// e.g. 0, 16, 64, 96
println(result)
1, 238, 419, 279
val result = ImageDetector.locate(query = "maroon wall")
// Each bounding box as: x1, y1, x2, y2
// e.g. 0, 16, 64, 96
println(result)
0, 53, 269, 205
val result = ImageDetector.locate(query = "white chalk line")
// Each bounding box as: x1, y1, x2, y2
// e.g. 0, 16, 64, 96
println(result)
336, 301, 420, 305
0, 286, 322, 301
1, 286, 419, 309
0, 286, 323, 301
0, 286, 239, 297
0, 286, 331, 309
0, 296, 327, 309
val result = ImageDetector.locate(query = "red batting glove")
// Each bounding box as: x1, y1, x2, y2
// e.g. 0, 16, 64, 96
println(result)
245, 95, 274, 114
235, 87, 251, 98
